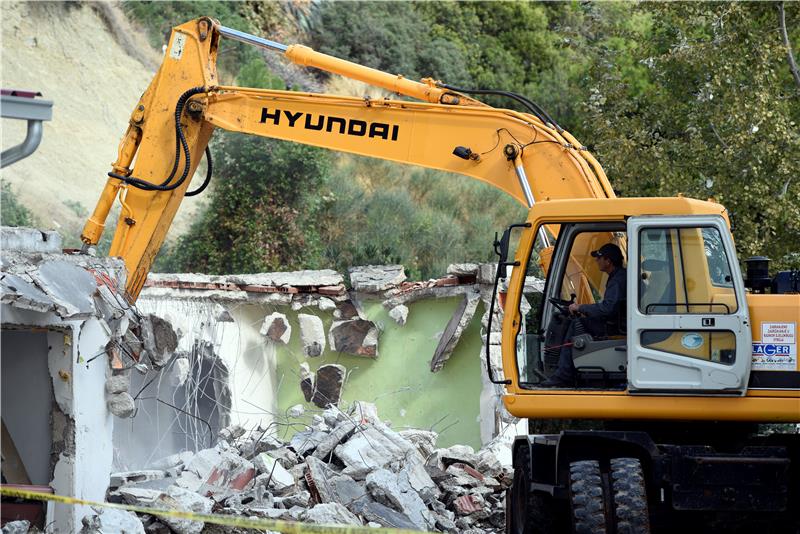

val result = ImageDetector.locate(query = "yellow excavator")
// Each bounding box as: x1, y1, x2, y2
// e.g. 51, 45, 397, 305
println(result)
81, 18, 799, 533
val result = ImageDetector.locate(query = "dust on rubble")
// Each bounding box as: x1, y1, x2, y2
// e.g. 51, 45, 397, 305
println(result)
101, 401, 513, 534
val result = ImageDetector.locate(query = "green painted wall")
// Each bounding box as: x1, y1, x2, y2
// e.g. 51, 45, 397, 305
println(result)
274, 296, 484, 449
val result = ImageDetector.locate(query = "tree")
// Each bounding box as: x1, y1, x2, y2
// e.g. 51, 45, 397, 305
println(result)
0, 183, 35, 227
162, 134, 331, 274
588, 2, 800, 268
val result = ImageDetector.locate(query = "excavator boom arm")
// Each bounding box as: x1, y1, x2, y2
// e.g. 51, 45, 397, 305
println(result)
81, 18, 613, 301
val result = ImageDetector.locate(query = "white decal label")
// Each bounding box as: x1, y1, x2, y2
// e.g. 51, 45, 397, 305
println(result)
752, 322, 797, 371
170, 33, 186, 60
762, 322, 795, 344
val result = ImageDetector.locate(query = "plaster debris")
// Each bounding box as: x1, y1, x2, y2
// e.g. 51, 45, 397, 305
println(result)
80, 507, 145, 534
298, 314, 326, 357
312, 364, 347, 408
302, 502, 362, 526
329, 318, 379, 357
105, 400, 511, 533
253, 453, 295, 492
349, 265, 406, 292
388, 304, 409, 326
157, 486, 213, 534
430, 292, 481, 372
260, 312, 292, 344
2, 521, 31, 534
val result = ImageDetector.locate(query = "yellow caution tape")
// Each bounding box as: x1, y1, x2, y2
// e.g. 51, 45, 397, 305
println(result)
0, 486, 431, 534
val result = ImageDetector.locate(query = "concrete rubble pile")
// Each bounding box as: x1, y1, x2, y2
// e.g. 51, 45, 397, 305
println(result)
103, 401, 512, 534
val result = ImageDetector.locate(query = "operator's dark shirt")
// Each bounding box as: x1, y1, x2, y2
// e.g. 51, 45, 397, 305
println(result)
578, 267, 626, 333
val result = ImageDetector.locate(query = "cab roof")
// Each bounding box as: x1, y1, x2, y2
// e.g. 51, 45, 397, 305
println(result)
528, 196, 729, 222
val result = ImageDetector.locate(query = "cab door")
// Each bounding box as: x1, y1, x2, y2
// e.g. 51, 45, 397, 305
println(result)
627, 215, 751, 394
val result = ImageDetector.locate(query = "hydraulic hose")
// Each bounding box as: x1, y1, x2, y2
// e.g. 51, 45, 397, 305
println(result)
108, 86, 208, 193
438, 83, 560, 131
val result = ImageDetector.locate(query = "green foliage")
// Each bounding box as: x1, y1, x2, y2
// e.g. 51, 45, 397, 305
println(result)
123, 1, 282, 79
236, 48, 285, 89
162, 134, 331, 274
317, 159, 525, 280
63, 199, 88, 218
587, 2, 800, 269
0, 183, 36, 227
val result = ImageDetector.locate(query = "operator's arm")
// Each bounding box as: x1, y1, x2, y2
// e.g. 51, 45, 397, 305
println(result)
578, 269, 626, 319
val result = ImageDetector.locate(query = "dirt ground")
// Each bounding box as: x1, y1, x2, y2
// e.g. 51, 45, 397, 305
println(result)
1, 2, 202, 244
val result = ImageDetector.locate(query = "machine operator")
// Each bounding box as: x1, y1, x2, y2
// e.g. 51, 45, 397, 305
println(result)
541, 243, 626, 388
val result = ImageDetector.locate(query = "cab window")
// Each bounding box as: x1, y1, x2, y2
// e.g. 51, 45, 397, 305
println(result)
638, 226, 738, 314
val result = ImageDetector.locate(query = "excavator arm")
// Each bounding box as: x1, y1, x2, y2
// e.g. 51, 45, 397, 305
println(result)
81, 18, 614, 301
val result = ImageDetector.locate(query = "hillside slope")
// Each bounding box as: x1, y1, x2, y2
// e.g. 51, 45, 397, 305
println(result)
1, 2, 201, 244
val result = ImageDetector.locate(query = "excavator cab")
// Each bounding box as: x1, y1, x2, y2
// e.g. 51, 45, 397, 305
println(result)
502, 198, 752, 396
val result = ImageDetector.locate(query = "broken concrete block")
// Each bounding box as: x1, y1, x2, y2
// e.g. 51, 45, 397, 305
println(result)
253, 453, 295, 491
313, 420, 357, 460
334, 424, 419, 479
107, 391, 136, 418
109, 470, 166, 490
80, 506, 144, 534
349, 265, 406, 292
388, 304, 409, 326
197, 454, 256, 501
399, 429, 438, 459
366, 468, 435, 530
141, 314, 179, 368
349, 401, 381, 425
299, 362, 314, 402
106, 373, 129, 394
1, 226, 62, 253
312, 364, 346, 408
432, 444, 479, 469
32, 259, 98, 317
2, 520, 32, 534
289, 428, 327, 457
298, 314, 326, 357
349, 500, 418, 530
303, 502, 362, 526
318, 297, 336, 311
156, 486, 213, 534
329, 474, 370, 510
304, 455, 340, 504
176, 444, 254, 496
223, 483, 273, 511
260, 312, 291, 344
274, 490, 311, 509
328, 319, 379, 357
287, 403, 304, 418
430, 293, 480, 372
150, 451, 194, 472
447, 263, 479, 277
477, 263, 497, 284
218, 424, 246, 443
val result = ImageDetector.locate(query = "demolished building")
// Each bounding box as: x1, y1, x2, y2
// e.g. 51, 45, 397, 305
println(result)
0, 225, 541, 532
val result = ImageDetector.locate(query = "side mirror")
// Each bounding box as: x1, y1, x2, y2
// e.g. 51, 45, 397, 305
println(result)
493, 222, 532, 279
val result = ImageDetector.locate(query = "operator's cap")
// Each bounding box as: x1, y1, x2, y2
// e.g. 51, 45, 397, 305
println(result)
591, 243, 623, 264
